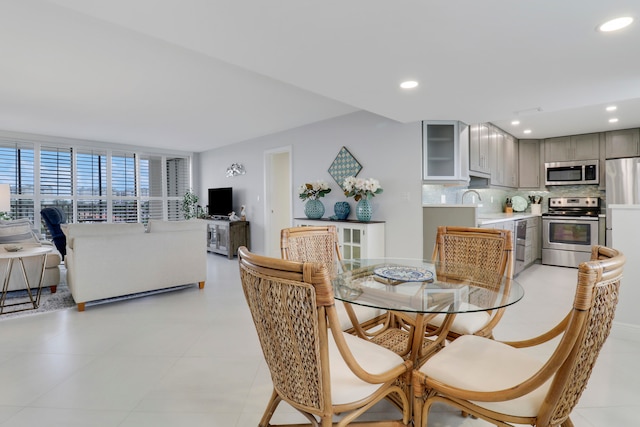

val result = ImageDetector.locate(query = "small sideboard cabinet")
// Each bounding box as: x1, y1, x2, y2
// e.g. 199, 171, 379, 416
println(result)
206, 219, 250, 259
293, 218, 385, 259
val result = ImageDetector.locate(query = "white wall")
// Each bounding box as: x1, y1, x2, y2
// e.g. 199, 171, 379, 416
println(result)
198, 111, 424, 258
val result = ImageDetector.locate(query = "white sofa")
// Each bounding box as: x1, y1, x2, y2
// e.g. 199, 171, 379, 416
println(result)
64, 220, 208, 311
1, 219, 61, 293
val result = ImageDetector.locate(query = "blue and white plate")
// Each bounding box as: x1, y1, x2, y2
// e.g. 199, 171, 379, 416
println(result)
373, 265, 433, 282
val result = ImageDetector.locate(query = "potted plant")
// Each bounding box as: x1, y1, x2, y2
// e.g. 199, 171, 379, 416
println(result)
182, 189, 199, 220
342, 177, 383, 222
298, 180, 331, 219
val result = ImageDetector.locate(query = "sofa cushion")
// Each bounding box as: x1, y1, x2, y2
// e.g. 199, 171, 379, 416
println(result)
64, 222, 146, 249
0, 219, 40, 244
147, 219, 206, 233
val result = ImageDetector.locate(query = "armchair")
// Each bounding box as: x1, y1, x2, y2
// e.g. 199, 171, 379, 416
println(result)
40, 207, 67, 259
412, 245, 625, 427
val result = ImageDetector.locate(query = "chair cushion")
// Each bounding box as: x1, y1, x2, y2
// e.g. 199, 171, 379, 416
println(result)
419, 335, 551, 417
428, 303, 492, 335
328, 331, 406, 405
335, 301, 383, 331
0, 219, 39, 244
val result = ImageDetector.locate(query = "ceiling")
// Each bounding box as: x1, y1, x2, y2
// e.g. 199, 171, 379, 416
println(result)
1, 0, 639, 153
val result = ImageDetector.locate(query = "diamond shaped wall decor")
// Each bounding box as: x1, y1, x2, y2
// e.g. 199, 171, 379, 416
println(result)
328, 146, 362, 187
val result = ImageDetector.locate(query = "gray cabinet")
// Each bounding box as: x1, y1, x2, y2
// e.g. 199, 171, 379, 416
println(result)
605, 128, 640, 158
206, 220, 250, 258
544, 133, 600, 161
423, 120, 470, 183
518, 140, 541, 189
469, 123, 491, 176
489, 126, 518, 188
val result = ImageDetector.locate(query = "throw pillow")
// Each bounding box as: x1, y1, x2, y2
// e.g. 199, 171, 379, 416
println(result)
0, 219, 40, 244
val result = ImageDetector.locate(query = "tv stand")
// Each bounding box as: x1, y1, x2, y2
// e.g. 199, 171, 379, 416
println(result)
205, 219, 250, 259
210, 215, 230, 221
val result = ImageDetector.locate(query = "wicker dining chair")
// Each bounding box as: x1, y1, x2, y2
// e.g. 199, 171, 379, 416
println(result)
238, 246, 412, 427
425, 225, 514, 339
281, 226, 387, 334
369, 226, 513, 364
412, 245, 625, 427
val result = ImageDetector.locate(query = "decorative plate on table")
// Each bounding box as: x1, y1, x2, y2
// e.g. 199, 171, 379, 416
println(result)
4, 244, 23, 252
373, 265, 433, 282
511, 196, 528, 212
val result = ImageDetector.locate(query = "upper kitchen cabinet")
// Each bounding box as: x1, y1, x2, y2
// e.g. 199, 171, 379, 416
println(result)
489, 125, 518, 188
518, 139, 542, 189
469, 123, 490, 176
423, 120, 470, 184
544, 133, 600, 162
605, 128, 640, 158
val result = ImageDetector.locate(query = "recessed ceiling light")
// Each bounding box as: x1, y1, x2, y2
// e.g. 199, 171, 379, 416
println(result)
606, 105, 617, 112
400, 80, 419, 89
511, 120, 520, 126
609, 118, 619, 123
523, 129, 532, 134
598, 17, 634, 32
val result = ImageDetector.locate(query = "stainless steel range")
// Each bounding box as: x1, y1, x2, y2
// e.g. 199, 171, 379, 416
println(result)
541, 197, 601, 268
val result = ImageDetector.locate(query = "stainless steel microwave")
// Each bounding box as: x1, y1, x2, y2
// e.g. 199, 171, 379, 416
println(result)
545, 160, 599, 186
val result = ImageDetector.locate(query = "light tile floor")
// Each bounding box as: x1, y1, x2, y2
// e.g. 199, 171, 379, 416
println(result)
0, 257, 638, 426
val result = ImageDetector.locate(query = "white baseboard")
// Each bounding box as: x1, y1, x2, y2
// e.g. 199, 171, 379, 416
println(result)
611, 321, 640, 342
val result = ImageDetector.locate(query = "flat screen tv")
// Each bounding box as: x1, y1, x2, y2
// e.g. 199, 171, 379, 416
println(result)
208, 187, 233, 218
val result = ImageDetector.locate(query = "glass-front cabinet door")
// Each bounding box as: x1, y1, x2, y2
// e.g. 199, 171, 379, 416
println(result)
342, 227, 362, 259
422, 120, 469, 183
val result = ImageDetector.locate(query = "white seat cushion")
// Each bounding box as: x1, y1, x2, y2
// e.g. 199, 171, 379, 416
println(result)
428, 303, 491, 335
328, 331, 406, 405
335, 301, 383, 331
419, 335, 552, 417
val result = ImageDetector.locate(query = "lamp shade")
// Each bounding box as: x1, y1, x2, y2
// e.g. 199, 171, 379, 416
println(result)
0, 184, 10, 212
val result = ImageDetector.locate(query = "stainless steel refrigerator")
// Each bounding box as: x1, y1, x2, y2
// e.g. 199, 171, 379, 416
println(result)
605, 158, 640, 245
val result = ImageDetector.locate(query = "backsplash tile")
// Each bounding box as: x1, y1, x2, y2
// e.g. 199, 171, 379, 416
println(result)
422, 184, 605, 215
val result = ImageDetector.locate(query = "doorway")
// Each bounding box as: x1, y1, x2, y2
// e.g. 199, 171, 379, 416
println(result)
264, 147, 292, 257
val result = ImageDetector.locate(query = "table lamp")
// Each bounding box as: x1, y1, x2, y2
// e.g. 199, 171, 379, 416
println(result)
0, 184, 10, 219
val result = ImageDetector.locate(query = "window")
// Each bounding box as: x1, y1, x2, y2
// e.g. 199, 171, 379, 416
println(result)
0, 135, 192, 229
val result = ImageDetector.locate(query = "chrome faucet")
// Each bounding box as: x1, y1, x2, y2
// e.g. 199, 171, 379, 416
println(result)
461, 189, 482, 204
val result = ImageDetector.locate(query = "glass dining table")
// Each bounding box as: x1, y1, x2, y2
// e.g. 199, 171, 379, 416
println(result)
331, 258, 524, 365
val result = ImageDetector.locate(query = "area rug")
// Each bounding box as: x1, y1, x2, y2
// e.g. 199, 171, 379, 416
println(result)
0, 284, 75, 320
1, 283, 194, 320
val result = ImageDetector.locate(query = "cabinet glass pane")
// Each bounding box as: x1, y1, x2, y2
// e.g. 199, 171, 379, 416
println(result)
343, 229, 351, 243
352, 246, 361, 259
426, 124, 455, 177
353, 229, 361, 244
343, 245, 352, 259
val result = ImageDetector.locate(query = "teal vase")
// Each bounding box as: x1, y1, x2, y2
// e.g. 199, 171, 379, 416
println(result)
356, 198, 372, 222
334, 202, 350, 220
305, 199, 325, 219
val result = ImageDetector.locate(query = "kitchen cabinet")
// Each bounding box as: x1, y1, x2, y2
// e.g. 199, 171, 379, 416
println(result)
423, 120, 470, 183
518, 139, 542, 189
469, 123, 491, 176
544, 133, 600, 162
605, 128, 640, 158
293, 218, 385, 259
489, 126, 518, 188
206, 220, 250, 258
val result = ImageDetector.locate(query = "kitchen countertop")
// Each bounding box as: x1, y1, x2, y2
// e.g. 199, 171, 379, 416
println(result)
477, 212, 541, 225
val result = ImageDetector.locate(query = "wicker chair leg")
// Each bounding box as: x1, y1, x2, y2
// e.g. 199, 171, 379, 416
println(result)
258, 389, 281, 427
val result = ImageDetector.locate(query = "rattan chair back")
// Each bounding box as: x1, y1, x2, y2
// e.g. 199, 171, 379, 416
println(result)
281, 225, 342, 277
238, 246, 411, 426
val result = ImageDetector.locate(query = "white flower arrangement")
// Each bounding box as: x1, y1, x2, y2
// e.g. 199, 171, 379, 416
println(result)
342, 176, 383, 201
298, 180, 331, 201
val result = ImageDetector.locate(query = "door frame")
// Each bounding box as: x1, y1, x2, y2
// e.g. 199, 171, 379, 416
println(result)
264, 146, 292, 257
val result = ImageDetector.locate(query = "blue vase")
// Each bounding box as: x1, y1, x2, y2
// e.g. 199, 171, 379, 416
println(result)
334, 202, 350, 220
305, 199, 325, 219
356, 198, 372, 222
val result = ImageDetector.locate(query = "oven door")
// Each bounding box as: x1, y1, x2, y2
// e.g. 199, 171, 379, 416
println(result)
542, 217, 599, 253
